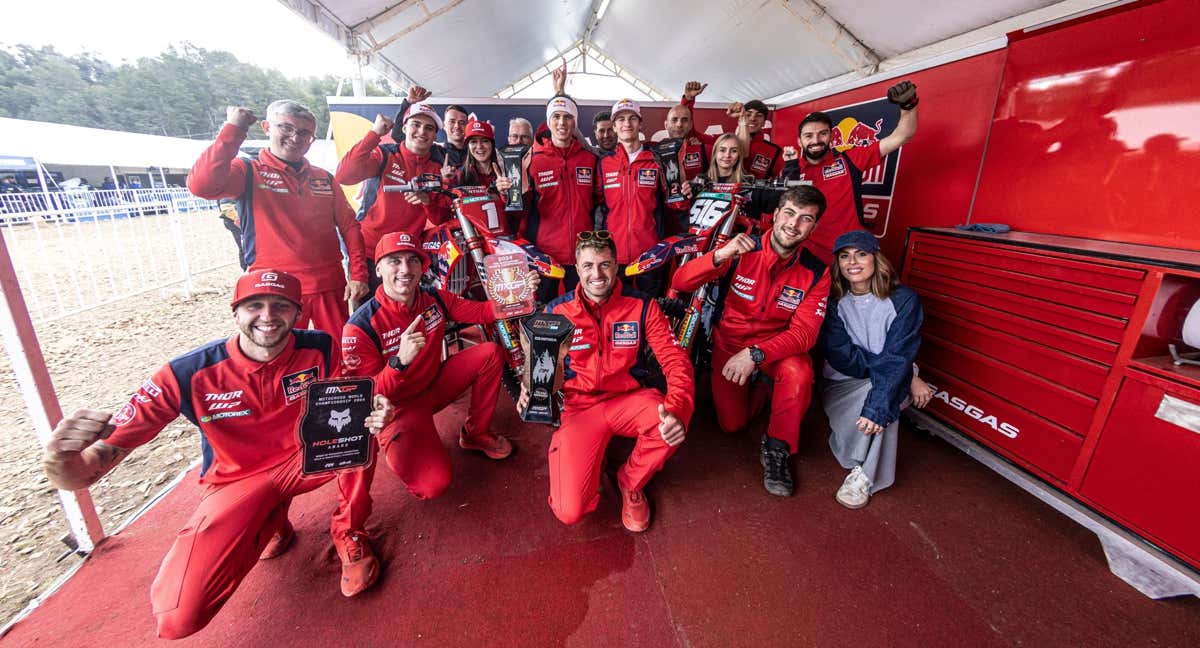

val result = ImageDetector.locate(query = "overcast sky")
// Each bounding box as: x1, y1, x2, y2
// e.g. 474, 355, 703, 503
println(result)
1, 0, 361, 79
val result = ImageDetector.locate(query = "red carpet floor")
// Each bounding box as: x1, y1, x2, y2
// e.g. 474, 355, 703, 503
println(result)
5, 390, 1199, 647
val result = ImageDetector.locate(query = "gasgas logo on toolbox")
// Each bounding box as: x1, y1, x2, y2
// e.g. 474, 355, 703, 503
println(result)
927, 382, 1020, 439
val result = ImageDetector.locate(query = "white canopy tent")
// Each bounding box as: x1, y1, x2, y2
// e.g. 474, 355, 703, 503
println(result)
280, 0, 1117, 103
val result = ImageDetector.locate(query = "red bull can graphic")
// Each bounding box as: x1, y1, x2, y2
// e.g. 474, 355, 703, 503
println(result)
824, 99, 903, 236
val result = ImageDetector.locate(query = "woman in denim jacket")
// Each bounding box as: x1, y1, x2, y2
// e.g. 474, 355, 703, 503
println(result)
821, 230, 934, 509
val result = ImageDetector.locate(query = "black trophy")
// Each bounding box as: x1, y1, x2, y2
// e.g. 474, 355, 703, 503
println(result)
652, 138, 686, 205
519, 313, 575, 425
499, 144, 529, 212
298, 378, 374, 475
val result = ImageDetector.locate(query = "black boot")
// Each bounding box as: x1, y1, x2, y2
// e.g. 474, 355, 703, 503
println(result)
760, 435, 794, 497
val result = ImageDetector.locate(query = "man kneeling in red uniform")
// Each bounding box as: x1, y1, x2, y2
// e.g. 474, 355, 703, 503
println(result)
671, 186, 830, 497
41, 270, 395, 639
520, 231, 694, 531
334, 232, 537, 559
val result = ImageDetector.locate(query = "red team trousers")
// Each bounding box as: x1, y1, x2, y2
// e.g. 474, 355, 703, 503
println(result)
300, 290, 350, 339
151, 452, 335, 639
548, 389, 679, 525
332, 343, 503, 533
710, 339, 814, 454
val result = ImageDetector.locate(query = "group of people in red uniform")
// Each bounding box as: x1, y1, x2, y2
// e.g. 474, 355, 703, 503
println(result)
41, 77, 921, 638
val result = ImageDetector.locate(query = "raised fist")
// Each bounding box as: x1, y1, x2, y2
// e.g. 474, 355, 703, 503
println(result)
782, 146, 798, 162
226, 106, 257, 130
372, 113, 395, 136
684, 81, 708, 100
887, 80, 918, 110
407, 85, 431, 104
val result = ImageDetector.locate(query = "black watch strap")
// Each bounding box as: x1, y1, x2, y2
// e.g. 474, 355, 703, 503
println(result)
749, 346, 765, 364
387, 355, 408, 371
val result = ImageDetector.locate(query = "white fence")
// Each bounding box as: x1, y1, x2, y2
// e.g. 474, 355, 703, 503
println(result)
0, 188, 239, 323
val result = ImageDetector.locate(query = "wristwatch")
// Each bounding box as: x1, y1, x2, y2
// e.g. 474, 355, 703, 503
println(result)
387, 356, 408, 372
749, 346, 765, 365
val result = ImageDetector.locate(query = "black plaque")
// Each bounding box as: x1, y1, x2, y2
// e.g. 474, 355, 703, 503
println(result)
652, 138, 686, 205
298, 378, 374, 475
520, 313, 575, 425
499, 145, 529, 212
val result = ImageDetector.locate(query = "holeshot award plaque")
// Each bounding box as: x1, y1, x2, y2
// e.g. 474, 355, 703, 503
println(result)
298, 378, 374, 475
499, 144, 529, 212
653, 138, 686, 205
519, 313, 575, 425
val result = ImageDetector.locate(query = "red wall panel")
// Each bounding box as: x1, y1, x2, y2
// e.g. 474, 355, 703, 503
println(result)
773, 50, 1006, 262
970, 0, 1200, 249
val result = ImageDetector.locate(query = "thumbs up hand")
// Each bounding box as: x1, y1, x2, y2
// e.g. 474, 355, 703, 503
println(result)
657, 403, 685, 446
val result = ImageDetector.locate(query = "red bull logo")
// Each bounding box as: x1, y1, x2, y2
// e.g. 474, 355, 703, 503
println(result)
612, 321, 640, 347
833, 117, 883, 152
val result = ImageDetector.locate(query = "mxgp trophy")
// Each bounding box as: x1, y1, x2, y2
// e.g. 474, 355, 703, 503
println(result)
652, 138, 686, 205
499, 144, 529, 212
519, 313, 575, 425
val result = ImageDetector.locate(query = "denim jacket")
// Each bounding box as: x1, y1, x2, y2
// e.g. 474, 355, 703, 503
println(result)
822, 285, 923, 427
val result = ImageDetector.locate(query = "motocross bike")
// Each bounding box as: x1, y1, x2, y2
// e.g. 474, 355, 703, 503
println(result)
383, 180, 565, 399
625, 175, 810, 368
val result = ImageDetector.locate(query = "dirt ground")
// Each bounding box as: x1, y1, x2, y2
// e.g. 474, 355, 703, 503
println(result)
0, 264, 242, 626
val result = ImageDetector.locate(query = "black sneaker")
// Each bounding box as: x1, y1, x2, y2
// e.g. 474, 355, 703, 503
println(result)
760, 435, 794, 497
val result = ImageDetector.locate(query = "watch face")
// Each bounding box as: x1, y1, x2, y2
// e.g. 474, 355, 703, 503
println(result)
750, 348, 765, 363
387, 356, 402, 370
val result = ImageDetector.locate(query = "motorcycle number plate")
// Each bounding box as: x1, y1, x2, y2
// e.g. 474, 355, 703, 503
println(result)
689, 195, 732, 230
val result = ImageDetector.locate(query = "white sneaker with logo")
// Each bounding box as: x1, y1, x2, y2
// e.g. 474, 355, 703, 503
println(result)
836, 466, 872, 509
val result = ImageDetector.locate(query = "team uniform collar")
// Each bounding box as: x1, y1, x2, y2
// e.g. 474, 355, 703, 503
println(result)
259, 147, 310, 176
226, 332, 297, 374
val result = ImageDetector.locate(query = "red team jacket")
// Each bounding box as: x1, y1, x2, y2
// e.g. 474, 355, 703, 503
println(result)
671, 230, 830, 362
598, 147, 688, 265
525, 138, 601, 265
783, 141, 883, 263
106, 331, 339, 484
340, 286, 495, 399
188, 124, 368, 294
546, 282, 695, 422
744, 131, 783, 180
334, 130, 453, 257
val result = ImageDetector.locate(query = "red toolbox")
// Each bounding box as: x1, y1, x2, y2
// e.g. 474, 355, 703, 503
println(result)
902, 228, 1200, 570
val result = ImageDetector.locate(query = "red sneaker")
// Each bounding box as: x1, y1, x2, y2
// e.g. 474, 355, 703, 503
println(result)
259, 520, 295, 560
333, 532, 379, 597
619, 482, 651, 533
458, 428, 514, 460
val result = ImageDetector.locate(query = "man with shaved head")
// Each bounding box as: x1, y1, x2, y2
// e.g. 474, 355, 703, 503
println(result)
670, 82, 718, 181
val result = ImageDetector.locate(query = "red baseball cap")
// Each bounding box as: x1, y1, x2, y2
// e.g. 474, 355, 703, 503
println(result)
374, 231, 430, 270
464, 117, 494, 141
231, 269, 302, 308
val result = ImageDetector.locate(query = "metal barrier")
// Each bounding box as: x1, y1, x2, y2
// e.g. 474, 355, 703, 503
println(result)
0, 188, 238, 323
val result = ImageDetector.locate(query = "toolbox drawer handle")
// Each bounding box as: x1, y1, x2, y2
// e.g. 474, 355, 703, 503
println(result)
1154, 394, 1200, 435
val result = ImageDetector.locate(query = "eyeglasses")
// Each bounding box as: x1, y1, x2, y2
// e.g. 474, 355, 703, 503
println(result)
271, 122, 316, 142
577, 230, 612, 241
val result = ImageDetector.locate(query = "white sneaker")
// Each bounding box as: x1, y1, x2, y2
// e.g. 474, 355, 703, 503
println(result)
836, 466, 872, 509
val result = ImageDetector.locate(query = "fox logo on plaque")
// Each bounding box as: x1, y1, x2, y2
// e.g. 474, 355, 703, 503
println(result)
519, 313, 575, 425
499, 145, 529, 212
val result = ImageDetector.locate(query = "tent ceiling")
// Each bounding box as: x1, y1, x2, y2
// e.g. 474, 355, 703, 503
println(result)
283, 0, 1116, 103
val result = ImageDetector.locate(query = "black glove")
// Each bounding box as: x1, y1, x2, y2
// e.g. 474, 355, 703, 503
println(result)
887, 81, 919, 110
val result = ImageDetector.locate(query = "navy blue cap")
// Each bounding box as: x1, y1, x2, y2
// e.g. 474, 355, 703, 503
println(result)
834, 230, 879, 254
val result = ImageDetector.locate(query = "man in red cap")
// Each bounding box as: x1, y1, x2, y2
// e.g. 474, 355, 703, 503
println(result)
188, 101, 370, 337
41, 270, 396, 639
335, 97, 453, 288
598, 98, 691, 294
333, 233, 537, 560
